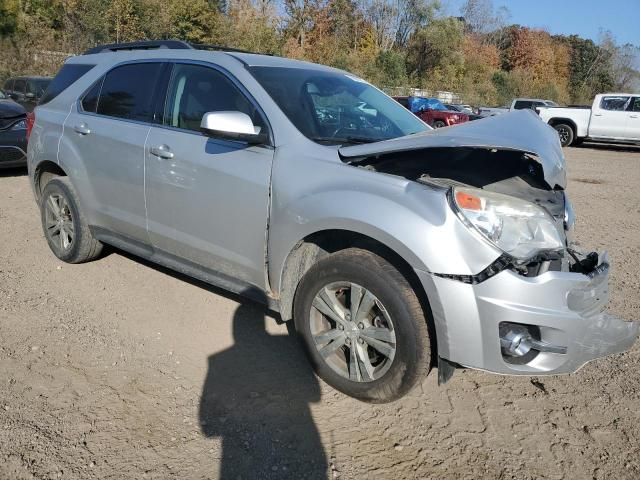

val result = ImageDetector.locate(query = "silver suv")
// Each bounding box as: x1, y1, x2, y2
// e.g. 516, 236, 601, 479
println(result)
28, 41, 638, 402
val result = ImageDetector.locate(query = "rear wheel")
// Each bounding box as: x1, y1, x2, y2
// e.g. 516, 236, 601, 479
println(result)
554, 123, 575, 147
433, 120, 446, 128
40, 177, 103, 263
293, 248, 432, 403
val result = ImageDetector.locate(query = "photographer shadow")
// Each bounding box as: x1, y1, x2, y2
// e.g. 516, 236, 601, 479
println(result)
199, 291, 328, 479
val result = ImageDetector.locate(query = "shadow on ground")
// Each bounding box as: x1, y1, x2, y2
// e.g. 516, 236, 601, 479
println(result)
104, 250, 328, 478
575, 142, 640, 153
199, 290, 328, 479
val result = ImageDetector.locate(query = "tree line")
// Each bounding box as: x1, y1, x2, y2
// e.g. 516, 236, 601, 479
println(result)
1, 0, 638, 106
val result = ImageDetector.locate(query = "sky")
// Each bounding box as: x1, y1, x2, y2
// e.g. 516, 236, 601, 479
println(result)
444, 0, 640, 47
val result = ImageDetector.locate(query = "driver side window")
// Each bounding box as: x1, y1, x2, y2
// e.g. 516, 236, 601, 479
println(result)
163, 63, 266, 134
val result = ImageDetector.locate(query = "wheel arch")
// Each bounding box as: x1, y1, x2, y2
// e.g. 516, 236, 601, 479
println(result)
547, 117, 578, 136
33, 160, 68, 202
277, 228, 438, 362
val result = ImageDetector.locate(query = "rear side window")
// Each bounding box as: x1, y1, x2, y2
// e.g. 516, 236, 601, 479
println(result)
40, 64, 94, 105
600, 96, 630, 111
3, 79, 13, 91
96, 63, 163, 122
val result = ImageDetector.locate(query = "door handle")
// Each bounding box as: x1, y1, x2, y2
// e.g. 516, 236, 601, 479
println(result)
630, 115, 639, 118
150, 145, 174, 160
73, 124, 91, 135
593, 113, 603, 117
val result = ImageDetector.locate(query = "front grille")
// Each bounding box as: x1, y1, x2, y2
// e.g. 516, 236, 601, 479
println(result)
0, 146, 26, 163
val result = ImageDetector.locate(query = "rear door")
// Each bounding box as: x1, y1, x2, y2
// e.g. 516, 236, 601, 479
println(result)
589, 95, 631, 138
144, 62, 274, 288
626, 97, 640, 140
63, 61, 165, 243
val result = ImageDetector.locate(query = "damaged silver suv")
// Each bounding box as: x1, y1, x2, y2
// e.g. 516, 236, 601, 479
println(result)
28, 41, 638, 402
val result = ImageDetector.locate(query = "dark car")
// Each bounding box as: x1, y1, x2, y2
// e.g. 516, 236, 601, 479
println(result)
444, 104, 483, 121
0, 89, 27, 168
393, 96, 469, 128
3, 76, 52, 111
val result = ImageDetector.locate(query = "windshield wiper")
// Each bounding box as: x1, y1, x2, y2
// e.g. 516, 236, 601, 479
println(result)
309, 136, 383, 145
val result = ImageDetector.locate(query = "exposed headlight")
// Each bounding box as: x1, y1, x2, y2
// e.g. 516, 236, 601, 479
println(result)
452, 187, 564, 260
10, 120, 26, 130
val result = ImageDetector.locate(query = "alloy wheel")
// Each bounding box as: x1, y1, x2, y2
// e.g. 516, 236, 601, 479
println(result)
44, 193, 74, 251
309, 282, 396, 382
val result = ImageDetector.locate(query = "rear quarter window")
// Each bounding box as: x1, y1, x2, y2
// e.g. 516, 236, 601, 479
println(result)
39, 64, 95, 106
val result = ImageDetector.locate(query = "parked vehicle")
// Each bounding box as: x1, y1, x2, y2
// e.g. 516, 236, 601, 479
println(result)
28, 41, 638, 403
0, 89, 27, 168
3, 76, 52, 111
537, 93, 640, 147
446, 103, 474, 115
478, 98, 559, 117
445, 104, 483, 121
394, 96, 469, 128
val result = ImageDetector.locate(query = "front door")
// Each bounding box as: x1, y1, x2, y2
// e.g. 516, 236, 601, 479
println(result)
145, 62, 274, 288
589, 95, 631, 139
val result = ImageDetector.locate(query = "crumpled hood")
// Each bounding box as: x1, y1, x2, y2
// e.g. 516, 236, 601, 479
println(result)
339, 110, 567, 189
0, 99, 26, 118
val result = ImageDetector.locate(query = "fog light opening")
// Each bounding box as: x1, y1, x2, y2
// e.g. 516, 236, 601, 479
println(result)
499, 322, 567, 365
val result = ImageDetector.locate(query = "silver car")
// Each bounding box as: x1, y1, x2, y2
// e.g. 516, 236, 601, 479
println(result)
27, 41, 638, 403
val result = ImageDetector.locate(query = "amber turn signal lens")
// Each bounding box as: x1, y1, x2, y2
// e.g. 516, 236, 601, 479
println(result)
455, 190, 482, 210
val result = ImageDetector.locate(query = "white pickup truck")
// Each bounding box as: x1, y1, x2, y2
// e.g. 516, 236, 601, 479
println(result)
478, 98, 558, 117
538, 93, 640, 147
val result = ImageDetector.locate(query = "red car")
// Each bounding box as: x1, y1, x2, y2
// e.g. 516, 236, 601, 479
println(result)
393, 96, 469, 128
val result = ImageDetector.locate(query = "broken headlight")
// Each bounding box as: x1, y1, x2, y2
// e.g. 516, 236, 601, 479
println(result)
451, 187, 564, 261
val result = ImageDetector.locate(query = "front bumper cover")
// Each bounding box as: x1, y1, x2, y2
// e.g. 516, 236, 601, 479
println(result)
418, 252, 639, 375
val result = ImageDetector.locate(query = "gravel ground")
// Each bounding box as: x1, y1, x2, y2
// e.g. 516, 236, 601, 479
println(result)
0, 144, 639, 480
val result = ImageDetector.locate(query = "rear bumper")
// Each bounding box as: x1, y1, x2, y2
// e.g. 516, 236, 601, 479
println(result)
418, 252, 638, 375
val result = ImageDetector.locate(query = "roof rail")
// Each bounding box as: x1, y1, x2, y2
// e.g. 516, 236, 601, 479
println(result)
190, 43, 270, 55
83, 40, 269, 56
83, 40, 193, 55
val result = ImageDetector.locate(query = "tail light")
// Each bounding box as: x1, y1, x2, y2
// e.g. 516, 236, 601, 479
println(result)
26, 111, 35, 141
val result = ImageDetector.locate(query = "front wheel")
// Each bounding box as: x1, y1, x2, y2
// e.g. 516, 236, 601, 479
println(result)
554, 123, 575, 147
433, 120, 447, 128
293, 248, 432, 403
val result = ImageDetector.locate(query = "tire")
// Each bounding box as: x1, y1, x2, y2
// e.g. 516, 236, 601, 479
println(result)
554, 123, 575, 147
433, 120, 446, 128
40, 177, 103, 263
293, 248, 432, 403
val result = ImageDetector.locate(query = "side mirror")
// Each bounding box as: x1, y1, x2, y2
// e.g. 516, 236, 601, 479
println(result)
200, 111, 269, 145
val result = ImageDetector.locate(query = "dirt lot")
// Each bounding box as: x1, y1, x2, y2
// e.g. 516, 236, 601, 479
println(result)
0, 144, 639, 480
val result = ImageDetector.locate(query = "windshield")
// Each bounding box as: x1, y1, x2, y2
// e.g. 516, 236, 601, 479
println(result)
248, 66, 428, 145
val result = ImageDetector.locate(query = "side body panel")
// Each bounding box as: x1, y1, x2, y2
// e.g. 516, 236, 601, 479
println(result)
267, 142, 503, 298
627, 96, 640, 139
588, 95, 629, 139
538, 107, 591, 138
61, 107, 151, 243
145, 126, 274, 288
